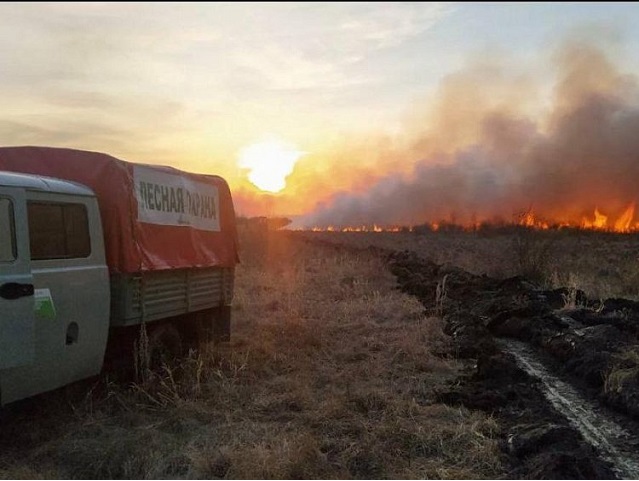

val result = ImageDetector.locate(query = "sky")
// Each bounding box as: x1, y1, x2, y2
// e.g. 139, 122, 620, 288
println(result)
2, 2, 639, 226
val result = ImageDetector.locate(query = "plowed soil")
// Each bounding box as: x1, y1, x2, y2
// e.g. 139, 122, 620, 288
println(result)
388, 249, 639, 479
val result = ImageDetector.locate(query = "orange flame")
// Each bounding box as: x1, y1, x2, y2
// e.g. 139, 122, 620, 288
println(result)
614, 202, 635, 232
305, 202, 638, 233
515, 209, 549, 230
583, 207, 608, 230
306, 224, 406, 233
521, 210, 535, 227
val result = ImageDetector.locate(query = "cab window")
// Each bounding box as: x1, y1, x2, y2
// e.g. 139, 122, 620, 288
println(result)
27, 202, 91, 260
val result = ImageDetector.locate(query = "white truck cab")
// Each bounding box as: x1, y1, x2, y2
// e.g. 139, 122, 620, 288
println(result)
0, 171, 109, 404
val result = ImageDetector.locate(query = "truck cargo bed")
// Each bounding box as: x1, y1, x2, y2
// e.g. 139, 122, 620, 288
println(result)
110, 267, 234, 326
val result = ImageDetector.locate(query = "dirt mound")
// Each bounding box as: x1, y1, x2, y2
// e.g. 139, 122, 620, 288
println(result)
435, 350, 617, 479
388, 250, 639, 479
389, 250, 639, 417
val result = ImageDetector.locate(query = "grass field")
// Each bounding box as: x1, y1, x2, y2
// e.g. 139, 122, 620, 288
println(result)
0, 229, 502, 479
308, 229, 639, 301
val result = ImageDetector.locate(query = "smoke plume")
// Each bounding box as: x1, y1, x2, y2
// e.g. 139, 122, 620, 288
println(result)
297, 39, 639, 229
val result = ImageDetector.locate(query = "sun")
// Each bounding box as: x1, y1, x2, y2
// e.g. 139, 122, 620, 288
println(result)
238, 138, 304, 193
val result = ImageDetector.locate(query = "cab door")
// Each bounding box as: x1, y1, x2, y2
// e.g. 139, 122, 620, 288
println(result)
0, 187, 35, 369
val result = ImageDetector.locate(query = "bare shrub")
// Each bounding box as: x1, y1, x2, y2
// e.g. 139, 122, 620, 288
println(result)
511, 228, 557, 284
435, 274, 449, 317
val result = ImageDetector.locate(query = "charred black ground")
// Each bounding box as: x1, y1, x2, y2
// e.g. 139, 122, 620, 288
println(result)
388, 249, 639, 479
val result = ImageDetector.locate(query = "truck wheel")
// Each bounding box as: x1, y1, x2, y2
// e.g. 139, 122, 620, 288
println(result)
190, 308, 231, 349
147, 324, 183, 370
104, 326, 138, 380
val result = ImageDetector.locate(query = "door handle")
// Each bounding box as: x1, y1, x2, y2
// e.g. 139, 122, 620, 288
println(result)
0, 282, 35, 300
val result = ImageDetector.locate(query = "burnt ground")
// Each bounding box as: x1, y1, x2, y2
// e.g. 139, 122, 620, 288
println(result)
388, 249, 639, 479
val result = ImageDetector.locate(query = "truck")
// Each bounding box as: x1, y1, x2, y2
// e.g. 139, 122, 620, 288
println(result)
0, 146, 239, 405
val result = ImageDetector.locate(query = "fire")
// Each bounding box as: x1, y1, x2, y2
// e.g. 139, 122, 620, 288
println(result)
579, 203, 636, 232
516, 209, 549, 230
340, 224, 398, 232
614, 203, 635, 232
307, 224, 405, 233
521, 210, 535, 227
305, 202, 639, 233
582, 208, 608, 230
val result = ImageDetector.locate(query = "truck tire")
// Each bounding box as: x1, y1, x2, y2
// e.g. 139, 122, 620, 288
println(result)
104, 325, 138, 380
147, 324, 183, 369
190, 307, 231, 348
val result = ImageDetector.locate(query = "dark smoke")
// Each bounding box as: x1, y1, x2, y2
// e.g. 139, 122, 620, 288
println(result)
300, 42, 639, 228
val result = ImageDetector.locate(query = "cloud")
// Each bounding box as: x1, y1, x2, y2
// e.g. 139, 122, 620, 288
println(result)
0, 2, 453, 163
0, 3, 453, 92
338, 2, 453, 49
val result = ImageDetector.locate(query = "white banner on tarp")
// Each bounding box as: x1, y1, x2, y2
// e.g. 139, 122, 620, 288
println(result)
134, 166, 220, 232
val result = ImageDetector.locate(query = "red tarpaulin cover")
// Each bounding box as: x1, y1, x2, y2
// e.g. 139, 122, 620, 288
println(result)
0, 146, 239, 274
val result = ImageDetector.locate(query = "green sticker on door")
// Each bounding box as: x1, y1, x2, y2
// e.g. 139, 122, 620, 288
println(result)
34, 288, 56, 320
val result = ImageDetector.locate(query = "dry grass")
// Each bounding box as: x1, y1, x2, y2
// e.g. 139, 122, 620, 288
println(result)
604, 348, 639, 395
0, 229, 502, 479
309, 230, 639, 300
